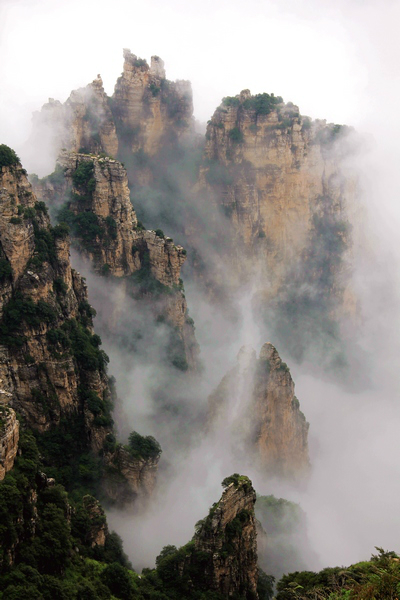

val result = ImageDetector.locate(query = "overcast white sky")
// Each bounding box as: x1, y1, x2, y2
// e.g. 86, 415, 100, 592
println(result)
1, 0, 400, 155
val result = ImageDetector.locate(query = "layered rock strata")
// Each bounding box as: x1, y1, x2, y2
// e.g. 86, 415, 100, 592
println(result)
209, 343, 309, 480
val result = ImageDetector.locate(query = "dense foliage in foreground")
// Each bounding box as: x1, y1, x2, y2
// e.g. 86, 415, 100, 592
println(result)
0, 437, 261, 600
277, 548, 400, 600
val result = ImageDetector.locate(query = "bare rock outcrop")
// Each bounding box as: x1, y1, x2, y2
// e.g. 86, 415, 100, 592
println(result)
0, 401, 19, 480
103, 445, 159, 505
40, 151, 198, 370
209, 343, 309, 480
28, 51, 193, 178
197, 92, 356, 297
191, 475, 259, 598
112, 50, 193, 156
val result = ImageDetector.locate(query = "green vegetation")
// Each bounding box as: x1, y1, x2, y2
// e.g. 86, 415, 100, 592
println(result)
56, 160, 121, 256
315, 123, 350, 147
228, 127, 244, 143
46, 163, 66, 187
126, 431, 162, 460
0, 293, 57, 348
133, 57, 147, 67
129, 248, 174, 299
277, 118, 293, 130
155, 228, 165, 238
222, 96, 240, 107
105, 215, 118, 240
242, 92, 283, 115
0, 258, 12, 282
256, 495, 304, 536
166, 326, 188, 371
149, 82, 160, 96
47, 317, 109, 373
276, 548, 400, 600
205, 160, 234, 187
81, 388, 113, 427
221, 473, 252, 491
0, 430, 134, 598
220, 510, 251, 558
72, 160, 96, 192
58, 206, 105, 253
0, 144, 20, 168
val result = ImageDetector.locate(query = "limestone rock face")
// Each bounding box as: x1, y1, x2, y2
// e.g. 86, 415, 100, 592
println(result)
0, 161, 160, 500
66, 75, 119, 157
0, 163, 111, 449
112, 49, 193, 156
44, 151, 198, 370
209, 343, 309, 480
28, 77, 118, 175
103, 446, 159, 505
198, 93, 355, 292
254, 343, 309, 478
28, 51, 192, 177
0, 402, 19, 480
193, 476, 259, 599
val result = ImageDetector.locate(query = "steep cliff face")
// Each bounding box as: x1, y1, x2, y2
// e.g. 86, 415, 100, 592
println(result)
38, 151, 198, 371
0, 402, 19, 481
209, 343, 309, 480
28, 76, 118, 174
0, 157, 160, 502
198, 91, 355, 293
155, 475, 259, 599
28, 51, 193, 180
103, 446, 159, 504
112, 50, 193, 157
0, 161, 111, 448
193, 475, 259, 599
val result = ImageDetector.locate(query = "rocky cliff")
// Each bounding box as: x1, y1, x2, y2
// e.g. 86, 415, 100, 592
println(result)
199, 91, 355, 291
154, 474, 259, 599
103, 445, 159, 504
28, 50, 193, 180
193, 475, 259, 598
28, 75, 118, 174
35, 150, 198, 371
0, 159, 112, 447
209, 343, 309, 480
0, 153, 160, 502
112, 50, 193, 158
0, 401, 19, 481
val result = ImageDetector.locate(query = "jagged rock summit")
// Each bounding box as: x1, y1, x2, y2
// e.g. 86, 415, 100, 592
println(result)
157, 474, 259, 598
27, 49, 193, 175
209, 342, 310, 480
194, 474, 259, 598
